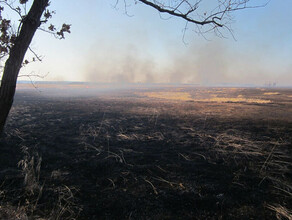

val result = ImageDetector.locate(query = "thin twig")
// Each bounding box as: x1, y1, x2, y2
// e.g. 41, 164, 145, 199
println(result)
144, 179, 158, 195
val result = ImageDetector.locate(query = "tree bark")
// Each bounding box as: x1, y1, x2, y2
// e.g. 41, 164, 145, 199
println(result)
0, 0, 49, 134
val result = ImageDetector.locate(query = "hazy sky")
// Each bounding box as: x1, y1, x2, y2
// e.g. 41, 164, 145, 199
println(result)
17, 0, 292, 86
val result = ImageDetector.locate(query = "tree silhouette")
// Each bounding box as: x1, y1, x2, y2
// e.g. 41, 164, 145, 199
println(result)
0, 0, 70, 133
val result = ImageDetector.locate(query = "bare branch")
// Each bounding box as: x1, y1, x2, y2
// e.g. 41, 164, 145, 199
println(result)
0, 0, 23, 18
18, 72, 49, 90
18, 72, 49, 79
182, 21, 189, 45
136, 0, 269, 37
28, 47, 43, 62
138, 0, 222, 26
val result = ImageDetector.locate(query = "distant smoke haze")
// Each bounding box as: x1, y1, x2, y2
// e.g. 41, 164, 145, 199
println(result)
83, 37, 292, 86
84, 41, 158, 83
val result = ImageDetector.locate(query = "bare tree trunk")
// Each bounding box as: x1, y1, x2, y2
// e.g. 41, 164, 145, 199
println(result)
0, 0, 49, 134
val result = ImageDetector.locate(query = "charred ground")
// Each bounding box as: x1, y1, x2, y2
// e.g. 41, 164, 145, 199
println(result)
0, 86, 291, 219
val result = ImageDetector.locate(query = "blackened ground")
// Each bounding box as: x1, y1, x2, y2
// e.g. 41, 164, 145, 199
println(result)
0, 89, 291, 219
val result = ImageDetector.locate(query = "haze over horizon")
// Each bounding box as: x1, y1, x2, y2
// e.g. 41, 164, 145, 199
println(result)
9, 0, 292, 87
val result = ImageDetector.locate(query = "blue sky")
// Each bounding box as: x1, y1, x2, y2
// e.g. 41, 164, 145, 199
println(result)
18, 0, 292, 86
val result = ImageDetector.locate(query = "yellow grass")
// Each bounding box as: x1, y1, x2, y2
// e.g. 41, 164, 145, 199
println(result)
142, 92, 193, 101
264, 92, 280, 95
141, 91, 271, 104
202, 97, 271, 103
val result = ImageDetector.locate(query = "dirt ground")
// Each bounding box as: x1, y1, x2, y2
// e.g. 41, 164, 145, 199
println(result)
0, 86, 291, 219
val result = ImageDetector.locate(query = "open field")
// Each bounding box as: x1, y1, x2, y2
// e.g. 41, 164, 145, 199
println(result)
0, 85, 291, 219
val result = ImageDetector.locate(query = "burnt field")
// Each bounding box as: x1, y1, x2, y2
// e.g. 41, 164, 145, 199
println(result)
0, 86, 291, 219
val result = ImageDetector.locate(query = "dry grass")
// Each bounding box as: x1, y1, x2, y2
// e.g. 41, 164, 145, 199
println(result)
18, 146, 42, 195
142, 91, 193, 101
0, 146, 80, 220
0, 205, 28, 220
200, 97, 271, 103
264, 92, 281, 95
140, 91, 271, 103
209, 131, 292, 218
49, 185, 80, 220
266, 204, 292, 220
